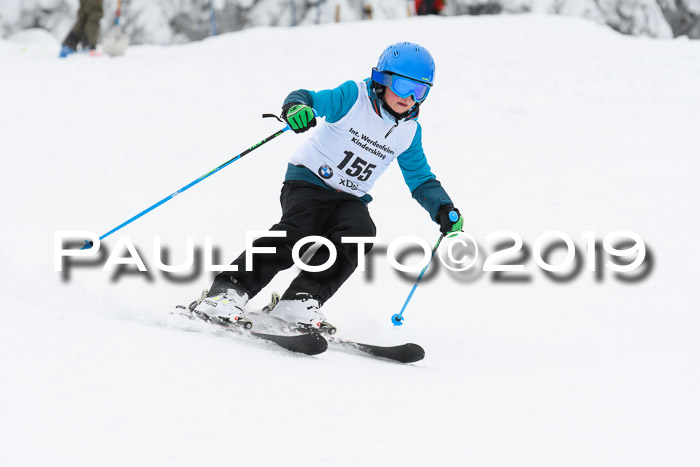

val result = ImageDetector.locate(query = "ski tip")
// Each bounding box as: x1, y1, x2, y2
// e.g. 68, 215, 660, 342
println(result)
397, 343, 425, 363
251, 330, 328, 356
298, 332, 329, 356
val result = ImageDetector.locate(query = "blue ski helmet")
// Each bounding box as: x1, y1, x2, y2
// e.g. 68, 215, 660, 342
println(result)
375, 42, 435, 84
371, 42, 435, 103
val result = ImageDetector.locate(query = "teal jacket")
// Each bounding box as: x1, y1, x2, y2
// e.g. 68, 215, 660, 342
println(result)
284, 79, 453, 222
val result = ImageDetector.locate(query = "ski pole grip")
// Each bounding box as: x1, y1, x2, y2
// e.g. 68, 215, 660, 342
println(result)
449, 210, 459, 222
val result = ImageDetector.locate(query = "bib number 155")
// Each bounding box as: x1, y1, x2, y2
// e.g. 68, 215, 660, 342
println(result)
337, 151, 376, 182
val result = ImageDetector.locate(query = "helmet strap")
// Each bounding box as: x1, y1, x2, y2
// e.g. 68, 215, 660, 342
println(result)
381, 101, 414, 122
369, 81, 421, 125
375, 84, 418, 120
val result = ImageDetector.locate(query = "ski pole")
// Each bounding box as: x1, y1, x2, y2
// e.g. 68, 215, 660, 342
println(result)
391, 211, 459, 326
82, 120, 289, 249
115, 0, 122, 26
208, 0, 218, 36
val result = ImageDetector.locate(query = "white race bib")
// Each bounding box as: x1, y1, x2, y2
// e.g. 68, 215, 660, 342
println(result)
289, 81, 418, 197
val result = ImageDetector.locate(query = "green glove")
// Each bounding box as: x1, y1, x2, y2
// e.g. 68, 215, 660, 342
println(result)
283, 103, 317, 133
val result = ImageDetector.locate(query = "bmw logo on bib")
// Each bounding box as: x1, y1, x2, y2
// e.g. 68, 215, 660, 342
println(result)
318, 165, 333, 179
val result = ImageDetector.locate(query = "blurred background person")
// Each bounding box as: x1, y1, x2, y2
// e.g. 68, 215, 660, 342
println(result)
59, 0, 104, 57
415, 0, 445, 15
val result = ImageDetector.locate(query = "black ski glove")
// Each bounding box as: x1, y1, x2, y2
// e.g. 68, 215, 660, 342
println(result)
282, 103, 317, 133
436, 205, 464, 236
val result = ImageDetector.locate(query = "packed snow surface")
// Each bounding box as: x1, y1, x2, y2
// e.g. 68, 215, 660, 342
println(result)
1, 14, 699, 467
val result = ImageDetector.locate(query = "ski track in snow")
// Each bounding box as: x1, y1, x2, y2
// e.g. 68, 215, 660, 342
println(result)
1, 15, 700, 467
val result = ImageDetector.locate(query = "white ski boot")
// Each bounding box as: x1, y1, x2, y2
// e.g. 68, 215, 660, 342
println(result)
268, 293, 336, 334
192, 286, 251, 328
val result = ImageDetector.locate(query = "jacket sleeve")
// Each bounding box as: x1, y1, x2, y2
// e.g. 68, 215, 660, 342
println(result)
397, 123, 453, 221
283, 80, 359, 124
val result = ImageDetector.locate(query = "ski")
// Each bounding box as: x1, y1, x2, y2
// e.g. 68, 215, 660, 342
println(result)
250, 329, 327, 356
175, 307, 327, 356
260, 292, 425, 363
326, 337, 425, 364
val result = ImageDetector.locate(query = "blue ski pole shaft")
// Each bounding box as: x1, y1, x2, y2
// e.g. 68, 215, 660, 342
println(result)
391, 211, 459, 326
208, 0, 217, 36
391, 235, 444, 326
82, 126, 289, 249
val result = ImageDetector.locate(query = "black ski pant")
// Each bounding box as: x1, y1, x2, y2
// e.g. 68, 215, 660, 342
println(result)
209, 181, 377, 305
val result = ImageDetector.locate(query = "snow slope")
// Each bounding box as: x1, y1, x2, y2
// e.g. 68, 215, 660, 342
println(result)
1, 14, 699, 467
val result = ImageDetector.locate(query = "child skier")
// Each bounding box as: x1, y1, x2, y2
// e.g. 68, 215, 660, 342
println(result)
193, 41, 463, 329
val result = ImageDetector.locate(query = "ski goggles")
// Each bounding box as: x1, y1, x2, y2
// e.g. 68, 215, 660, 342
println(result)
371, 68, 432, 102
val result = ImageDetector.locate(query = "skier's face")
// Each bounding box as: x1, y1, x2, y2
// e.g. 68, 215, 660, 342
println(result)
384, 86, 415, 114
